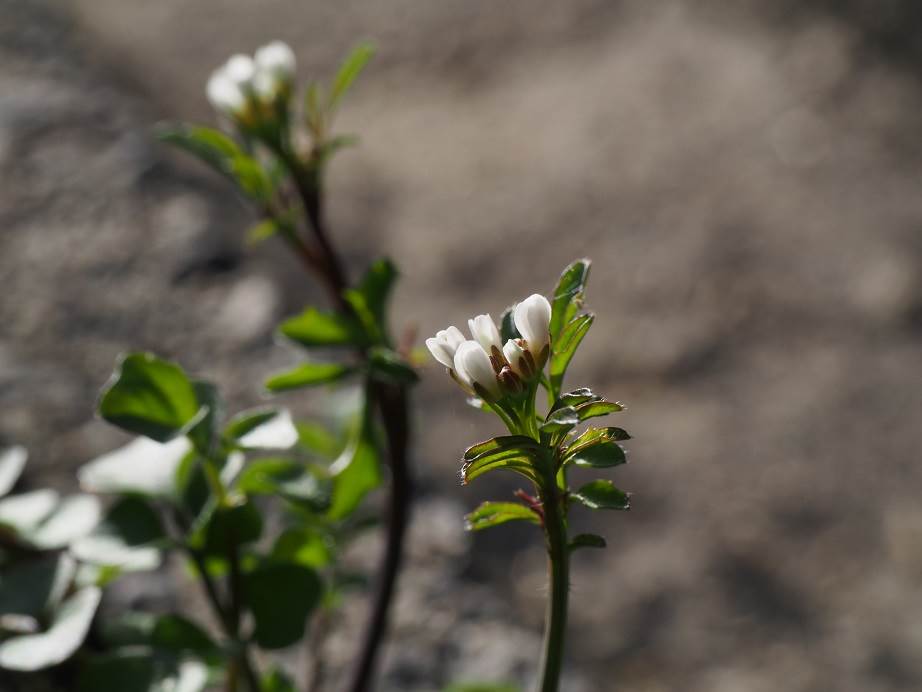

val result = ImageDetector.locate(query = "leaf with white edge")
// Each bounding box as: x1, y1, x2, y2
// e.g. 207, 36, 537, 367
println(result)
78, 436, 192, 498
226, 408, 299, 450
565, 441, 627, 469
566, 426, 631, 457
0, 489, 58, 533
550, 388, 599, 413
572, 480, 631, 510
463, 435, 542, 462
29, 495, 102, 550
279, 308, 368, 348
98, 353, 204, 442
0, 446, 27, 497
464, 502, 540, 531
0, 554, 76, 618
71, 497, 166, 572
549, 314, 593, 395
541, 407, 579, 435
550, 259, 591, 341
461, 455, 540, 485
265, 363, 355, 392
245, 562, 322, 649
0, 587, 101, 671
569, 533, 607, 552
327, 417, 380, 520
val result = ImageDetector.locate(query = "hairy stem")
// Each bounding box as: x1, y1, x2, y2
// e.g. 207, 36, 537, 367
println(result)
538, 483, 569, 692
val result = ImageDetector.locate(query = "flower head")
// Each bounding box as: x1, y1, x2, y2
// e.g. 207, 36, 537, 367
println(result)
255, 41, 296, 82
426, 326, 466, 369
514, 294, 552, 355
206, 69, 247, 116
468, 314, 502, 357
453, 341, 501, 400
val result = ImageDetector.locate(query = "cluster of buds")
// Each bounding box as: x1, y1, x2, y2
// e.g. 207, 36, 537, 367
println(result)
206, 41, 297, 124
427, 294, 551, 402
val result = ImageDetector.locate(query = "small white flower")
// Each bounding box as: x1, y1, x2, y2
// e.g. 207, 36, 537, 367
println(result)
224, 54, 257, 89
502, 339, 529, 377
206, 68, 246, 115
453, 341, 501, 400
513, 294, 552, 353
467, 314, 502, 356
255, 41, 296, 81
426, 326, 466, 369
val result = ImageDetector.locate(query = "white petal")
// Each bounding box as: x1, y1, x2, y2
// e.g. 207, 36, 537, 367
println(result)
224, 54, 256, 87
206, 69, 245, 113
503, 339, 528, 376
426, 337, 455, 368
440, 326, 466, 350
255, 41, 296, 79
467, 314, 502, 354
453, 341, 500, 399
513, 294, 552, 351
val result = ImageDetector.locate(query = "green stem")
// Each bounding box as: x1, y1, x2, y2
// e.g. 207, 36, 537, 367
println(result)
538, 482, 569, 692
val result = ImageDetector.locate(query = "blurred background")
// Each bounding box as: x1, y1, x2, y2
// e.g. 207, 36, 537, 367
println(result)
3, 0, 922, 689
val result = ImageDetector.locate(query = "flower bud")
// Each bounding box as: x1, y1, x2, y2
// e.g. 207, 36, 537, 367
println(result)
513, 294, 552, 353
467, 314, 503, 358
255, 41, 296, 82
453, 341, 501, 400
206, 68, 247, 116
224, 54, 257, 89
426, 326, 466, 369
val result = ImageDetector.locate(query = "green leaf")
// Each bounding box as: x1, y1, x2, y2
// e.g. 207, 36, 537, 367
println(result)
0, 446, 27, 497
356, 258, 398, 327
265, 362, 355, 392
0, 489, 58, 533
236, 459, 330, 511
541, 407, 579, 434
296, 422, 342, 459
575, 400, 624, 421
464, 501, 539, 531
271, 528, 332, 568
224, 408, 299, 449
279, 308, 368, 348
566, 441, 626, 469
186, 380, 222, 457
550, 388, 599, 412
98, 353, 204, 443
245, 562, 322, 649
569, 533, 607, 552
150, 614, 217, 656
246, 218, 281, 246
368, 347, 418, 385
550, 259, 591, 342
262, 668, 298, 692
71, 496, 166, 572
549, 314, 593, 395
462, 455, 540, 485
329, 42, 375, 111
29, 494, 102, 550
463, 435, 543, 462
78, 652, 208, 692
0, 586, 101, 671
498, 306, 520, 343
78, 436, 192, 499
0, 554, 75, 618
566, 426, 631, 453
200, 501, 263, 557
327, 412, 380, 520
572, 480, 631, 510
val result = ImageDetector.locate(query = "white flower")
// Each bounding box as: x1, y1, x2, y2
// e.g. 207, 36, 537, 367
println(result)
206, 68, 246, 115
467, 314, 502, 356
255, 41, 296, 81
502, 339, 529, 377
426, 326, 466, 369
513, 294, 552, 353
224, 54, 257, 89
453, 341, 501, 400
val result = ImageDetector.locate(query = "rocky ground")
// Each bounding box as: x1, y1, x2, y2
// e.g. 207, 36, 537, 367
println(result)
3, 0, 922, 689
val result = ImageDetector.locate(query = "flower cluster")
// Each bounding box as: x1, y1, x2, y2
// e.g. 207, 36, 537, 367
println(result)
427, 294, 551, 403
206, 41, 296, 120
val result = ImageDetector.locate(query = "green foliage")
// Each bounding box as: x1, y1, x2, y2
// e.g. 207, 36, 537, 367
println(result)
71, 496, 166, 572
572, 480, 631, 511
265, 362, 355, 392
327, 401, 380, 519
98, 353, 203, 442
279, 307, 369, 348
329, 43, 376, 112
465, 501, 539, 531
569, 533, 607, 552
245, 561, 322, 649
549, 259, 591, 342
549, 313, 593, 395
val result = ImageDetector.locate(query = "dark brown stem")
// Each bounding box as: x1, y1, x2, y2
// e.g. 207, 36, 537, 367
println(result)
283, 151, 413, 692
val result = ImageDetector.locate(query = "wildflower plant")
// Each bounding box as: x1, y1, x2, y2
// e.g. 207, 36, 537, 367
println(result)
428, 259, 632, 692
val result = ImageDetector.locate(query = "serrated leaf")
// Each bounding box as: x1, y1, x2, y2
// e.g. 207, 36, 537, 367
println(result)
575, 400, 624, 422
0, 446, 27, 497
549, 314, 593, 395
540, 407, 579, 436
463, 435, 542, 462
98, 353, 204, 443
279, 307, 368, 348
329, 42, 375, 111
464, 501, 539, 531
245, 562, 322, 649
566, 441, 626, 469
368, 347, 418, 385
225, 408, 299, 450
569, 533, 607, 552
550, 259, 591, 341
78, 436, 192, 499
572, 480, 631, 510
265, 362, 355, 392
0, 587, 101, 671
461, 455, 540, 485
